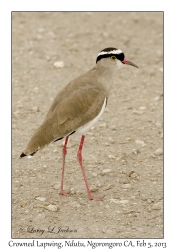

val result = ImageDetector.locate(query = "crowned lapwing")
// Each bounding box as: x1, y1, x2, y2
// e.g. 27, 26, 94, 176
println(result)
20, 47, 138, 200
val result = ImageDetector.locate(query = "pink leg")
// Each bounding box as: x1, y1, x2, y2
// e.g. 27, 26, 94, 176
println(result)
59, 136, 70, 196
77, 135, 103, 201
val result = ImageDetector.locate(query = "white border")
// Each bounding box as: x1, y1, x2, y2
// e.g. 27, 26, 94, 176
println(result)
1, 1, 175, 249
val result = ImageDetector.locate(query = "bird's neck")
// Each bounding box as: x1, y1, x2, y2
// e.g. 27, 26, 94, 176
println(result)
95, 64, 117, 95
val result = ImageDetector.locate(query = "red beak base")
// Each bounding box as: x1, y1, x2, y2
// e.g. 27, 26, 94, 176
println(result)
122, 59, 139, 68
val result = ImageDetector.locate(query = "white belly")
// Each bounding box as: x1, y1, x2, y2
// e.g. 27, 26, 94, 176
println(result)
76, 97, 107, 135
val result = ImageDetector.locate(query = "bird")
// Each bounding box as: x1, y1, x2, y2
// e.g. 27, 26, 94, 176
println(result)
20, 47, 138, 200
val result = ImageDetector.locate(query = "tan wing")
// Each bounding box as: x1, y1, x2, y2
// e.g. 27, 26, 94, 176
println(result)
21, 71, 108, 156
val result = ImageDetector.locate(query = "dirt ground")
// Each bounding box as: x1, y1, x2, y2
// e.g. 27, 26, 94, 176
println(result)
12, 12, 163, 239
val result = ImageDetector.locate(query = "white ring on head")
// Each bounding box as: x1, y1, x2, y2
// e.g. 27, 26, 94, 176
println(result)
97, 49, 123, 57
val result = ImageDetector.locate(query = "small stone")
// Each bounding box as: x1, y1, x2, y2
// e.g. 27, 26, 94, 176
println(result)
92, 173, 98, 177
108, 155, 115, 159
108, 137, 115, 144
32, 106, 40, 112
35, 197, 46, 202
135, 140, 145, 146
53, 61, 65, 68
119, 177, 130, 184
132, 149, 140, 155
111, 125, 117, 130
109, 199, 120, 204
153, 96, 160, 101
128, 171, 140, 180
90, 186, 98, 192
139, 106, 146, 110
133, 110, 143, 115
121, 184, 131, 189
120, 200, 129, 204
102, 169, 112, 175
70, 188, 76, 194
154, 148, 163, 156
20, 202, 27, 207
46, 204, 58, 212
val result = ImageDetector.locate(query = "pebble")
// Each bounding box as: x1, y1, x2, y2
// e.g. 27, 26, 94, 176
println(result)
108, 137, 115, 144
46, 204, 58, 212
120, 200, 129, 204
53, 61, 65, 68
20, 202, 27, 207
139, 106, 146, 110
70, 188, 76, 194
32, 106, 40, 112
154, 148, 163, 156
135, 140, 145, 146
109, 199, 120, 204
102, 169, 112, 175
133, 110, 143, 115
90, 186, 99, 192
129, 171, 140, 180
153, 96, 160, 102
35, 197, 46, 202
132, 149, 140, 155
111, 125, 117, 130
92, 173, 98, 177
108, 155, 115, 159
121, 184, 131, 189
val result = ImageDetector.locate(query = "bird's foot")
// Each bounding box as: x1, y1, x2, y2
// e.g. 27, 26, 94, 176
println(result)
59, 190, 70, 196
88, 195, 104, 201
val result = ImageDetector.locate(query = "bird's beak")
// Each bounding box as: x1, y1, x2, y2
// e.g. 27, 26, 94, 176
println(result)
122, 59, 139, 68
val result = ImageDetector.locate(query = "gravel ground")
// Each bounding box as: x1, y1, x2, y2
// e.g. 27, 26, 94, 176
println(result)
12, 12, 163, 238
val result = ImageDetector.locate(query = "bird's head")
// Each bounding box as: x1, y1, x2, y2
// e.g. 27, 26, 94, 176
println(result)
96, 47, 139, 69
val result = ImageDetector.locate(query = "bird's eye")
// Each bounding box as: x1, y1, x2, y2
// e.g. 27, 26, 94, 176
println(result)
110, 56, 116, 60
